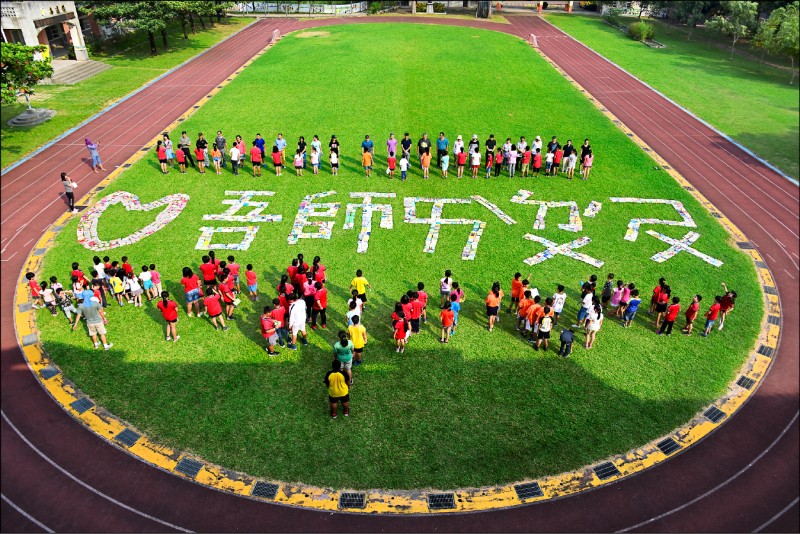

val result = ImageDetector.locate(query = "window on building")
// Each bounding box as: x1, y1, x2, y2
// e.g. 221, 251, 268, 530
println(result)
4, 28, 25, 43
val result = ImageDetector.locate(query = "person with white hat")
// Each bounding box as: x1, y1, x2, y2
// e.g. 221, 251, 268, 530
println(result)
453, 134, 464, 157
533, 135, 543, 154
468, 134, 480, 155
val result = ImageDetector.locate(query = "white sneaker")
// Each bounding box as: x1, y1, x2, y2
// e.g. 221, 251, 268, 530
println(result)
166, 336, 171, 341
104, 343, 113, 350
94, 341, 100, 349
718, 323, 724, 330
71, 209, 79, 213
174, 335, 180, 342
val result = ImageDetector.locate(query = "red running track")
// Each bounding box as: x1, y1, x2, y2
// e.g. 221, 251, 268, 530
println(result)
1, 15, 798, 533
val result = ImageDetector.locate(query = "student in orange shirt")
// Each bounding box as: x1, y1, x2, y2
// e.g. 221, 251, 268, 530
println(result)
516, 289, 533, 331
509, 271, 532, 313
524, 295, 543, 340
362, 148, 373, 177
485, 282, 504, 332
421, 150, 432, 179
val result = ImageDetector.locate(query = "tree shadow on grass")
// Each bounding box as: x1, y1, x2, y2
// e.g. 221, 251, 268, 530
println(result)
38, 338, 740, 490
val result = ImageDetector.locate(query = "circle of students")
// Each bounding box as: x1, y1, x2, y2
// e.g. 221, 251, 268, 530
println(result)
28, 253, 737, 419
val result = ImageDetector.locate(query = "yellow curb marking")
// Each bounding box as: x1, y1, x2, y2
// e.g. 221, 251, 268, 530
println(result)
12, 22, 781, 515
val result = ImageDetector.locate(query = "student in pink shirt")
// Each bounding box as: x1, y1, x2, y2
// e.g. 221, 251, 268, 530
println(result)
582, 150, 594, 180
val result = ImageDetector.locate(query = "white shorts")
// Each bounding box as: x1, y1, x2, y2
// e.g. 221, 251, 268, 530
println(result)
290, 324, 306, 336
525, 319, 532, 331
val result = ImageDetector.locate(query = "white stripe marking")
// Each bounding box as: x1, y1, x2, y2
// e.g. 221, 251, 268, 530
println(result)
1, 493, 54, 533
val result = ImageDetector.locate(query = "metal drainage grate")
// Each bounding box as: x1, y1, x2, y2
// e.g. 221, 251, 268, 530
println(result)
114, 428, 141, 447
427, 493, 456, 510
593, 462, 621, 481
39, 365, 61, 380
763, 285, 778, 295
656, 437, 681, 456
123, 163, 132, 168
737, 376, 756, 390
174, 457, 203, 479
754, 261, 768, 269
767, 315, 781, 326
514, 482, 544, 500
757, 345, 774, 357
339, 492, 366, 509
33, 248, 47, 256
140, 147, 150, 152
683, 185, 694, 191
711, 212, 722, 218
704, 406, 726, 423
70, 397, 94, 414
251, 481, 279, 499
736, 241, 755, 250
51, 225, 64, 232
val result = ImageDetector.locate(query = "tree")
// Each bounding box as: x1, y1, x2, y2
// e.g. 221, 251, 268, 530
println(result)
0, 43, 54, 107
754, 1, 800, 83
704, 1, 758, 58
88, 2, 172, 55
674, 1, 713, 40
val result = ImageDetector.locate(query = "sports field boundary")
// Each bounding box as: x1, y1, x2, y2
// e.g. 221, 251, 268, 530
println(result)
10, 18, 782, 515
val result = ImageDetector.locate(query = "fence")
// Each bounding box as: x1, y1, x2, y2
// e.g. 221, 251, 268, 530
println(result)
233, 2, 370, 15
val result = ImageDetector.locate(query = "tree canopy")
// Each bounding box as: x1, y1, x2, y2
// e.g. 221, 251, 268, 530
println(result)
705, 1, 759, 58
0, 43, 54, 106
754, 0, 800, 83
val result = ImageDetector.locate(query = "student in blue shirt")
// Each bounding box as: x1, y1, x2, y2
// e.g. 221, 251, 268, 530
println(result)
449, 293, 461, 334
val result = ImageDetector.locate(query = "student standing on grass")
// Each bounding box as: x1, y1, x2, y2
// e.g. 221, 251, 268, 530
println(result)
393, 311, 408, 353
417, 282, 429, 323
72, 297, 113, 350
609, 280, 625, 314
260, 306, 280, 356
440, 150, 449, 179
202, 287, 227, 331
536, 307, 553, 350
658, 297, 681, 336
566, 150, 577, 179
310, 135, 322, 171
230, 142, 241, 176
157, 291, 180, 342
683, 294, 702, 335
545, 149, 555, 176
484, 149, 494, 178
584, 302, 603, 349
485, 282, 504, 332
718, 282, 737, 330
85, 139, 106, 173
350, 269, 371, 310
532, 148, 543, 177
387, 151, 397, 179
325, 360, 350, 419
271, 146, 283, 176
398, 154, 408, 181
507, 144, 518, 178
175, 144, 187, 173
333, 330, 354, 386
253, 133, 266, 166
449, 292, 461, 335
701, 296, 722, 337
194, 144, 206, 174
440, 301, 454, 343
156, 141, 169, 174
436, 132, 449, 167
470, 148, 481, 178
386, 133, 398, 160
616, 282, 634, 317
558, 327, 574, 358
196, 132, 208, 165
649, 277, 666, 315
179, 131, 195, 168
163, 133, 175, 167
297, 136, 307, 169
421, 149, 432, 179
287, 294, 309, 350
311, 281, 328, 330
180, 267, 202, 317
310, 147, 320, 175
579, 138, 591, 171
654, 284, 671, 329
439, 270, 453, 309
270, 300, 288, 347
573, 287, 594, 329
330, 150, 339, 176
61, 172, 78, 213
250, 141, 262, 176
561, 140, 574, 172
245, 264, 258, 301
622, 289, 641, 328
361, 134, 374, 157
600, 273, 614, 310
294, 150, 304, 176
348, 315, 367, 366
456, 147, 467, 178
582, 150, 594, 180
521, 145, 532, 177
400, 133, 412, 167
362, 148, 373, 177
418, 133, 432, 167
210, 143, 222, 174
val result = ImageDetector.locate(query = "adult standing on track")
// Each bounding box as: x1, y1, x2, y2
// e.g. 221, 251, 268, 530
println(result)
436, 131, 449, 168
215, 131, 227, 168
61, 172, 78, 213
72, 296, 113, 350
417, 132, 432, 167
179, 131, 195, 168
85, 138, 106, 173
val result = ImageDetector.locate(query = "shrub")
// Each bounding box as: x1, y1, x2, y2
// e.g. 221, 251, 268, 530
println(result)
542, 1, 549, 9
369, 1, 381, 14
580, 1, 598, 11
433, 2, 445, 13
628, 21, 655, 42
603, 7, 623, 27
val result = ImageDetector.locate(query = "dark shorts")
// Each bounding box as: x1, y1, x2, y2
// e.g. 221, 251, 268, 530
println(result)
159, 158, 167, 164
166, 318, 178, 324
209, 312, 221, 319
331, 163, 339, 168
353, 348, 363, 356
538, 330, 550, 340
511, 296, 519, 303
410, 318, 420, 332
486, 305, 499, 317
274, 163, 282, 168
357, 293, 367, 302
203, 278, 217, 286
329, 394, 350, 403
655, 302, 668, 313
601, 294, 611, 303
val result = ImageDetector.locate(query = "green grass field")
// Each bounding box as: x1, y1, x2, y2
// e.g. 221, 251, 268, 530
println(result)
35, 23, 762, 490
545, 13, 800, 180
0, 17, 253, 170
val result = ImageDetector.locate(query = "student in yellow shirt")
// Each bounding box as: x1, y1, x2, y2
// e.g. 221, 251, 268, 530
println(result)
349, 269, 372, 310
324, 360, 350, 419
347, 315, 367, 366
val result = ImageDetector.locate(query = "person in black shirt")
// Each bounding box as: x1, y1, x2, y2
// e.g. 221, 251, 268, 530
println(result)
580, 139, 591, 161
401, 133, 413, 166
417, 133, 431, 166
561, 139, 575, 172
297, 136, 307, 169
559, 328, 574, 357
329, 135, 339, 155
485, 134, 497, 158
547, 136, 560, 154
468, 134, 480, 155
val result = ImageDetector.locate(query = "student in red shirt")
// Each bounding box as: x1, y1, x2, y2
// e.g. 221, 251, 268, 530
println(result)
225, 255, 240, 292
682, 294, 702, 335
250, 141, 262, 177
456, 147, 467, 178
156, 140, 168, 174
440, 301, 455, 343
658, 296, 681, 336
157, 291, 180, 342
701, 296, 723, 337
245, 264, 258, 301
71, 262, 90, 286
649, 277, 666, 314
219, 276, 236, 320
199, 255, 217, 288
271, 145, 283, 176
410, 291, 424, 334
311, 281, 328, 329
388, 151, 397, 179
180, 267, 202, 317
271, 298, 288, 347
175, 145, 187, 174
521, 148, 532, 177
532, 148, 543, 177
393, 311, 409, 353
718, 282, 737, 331
553, 147, 564, 175
25, 272, 44, 308
417, 282, 429, 323
277, 275, 295, 299
194, 146, 206, 174
653, 284, 671, 329
203, 287, 228, 330
260, 305, 280, 356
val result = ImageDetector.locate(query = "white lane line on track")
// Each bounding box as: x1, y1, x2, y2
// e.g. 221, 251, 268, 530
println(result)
753, 497, 800, 533
1, 251, 18, 262
1, 411, 194, 533
615, 411, 800, 533
1, 493, 55, 533
783, 269, 796, 280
